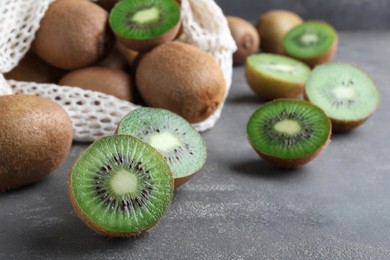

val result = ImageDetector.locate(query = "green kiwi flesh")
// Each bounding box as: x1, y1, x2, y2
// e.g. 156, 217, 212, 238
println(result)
117, 108, 207, 187
69, 135, 174, 237
109, 0, 181, 52
247, 99, 331, 168
304, 63, 380, 131
283, 21, 337, 67
245, 53, 311, 100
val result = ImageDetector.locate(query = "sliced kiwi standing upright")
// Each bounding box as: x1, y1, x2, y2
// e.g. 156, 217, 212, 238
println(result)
117, 108, 207, 187
68, 135, 174, 237
247, 99, 331, 168
109, 0, 181, 53
304, 63, 380, 132
245, 53, 311, 100
283, 21, 338, 67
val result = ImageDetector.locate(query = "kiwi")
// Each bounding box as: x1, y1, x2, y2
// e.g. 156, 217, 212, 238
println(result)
68, 135, 173, 237
109, 0, 181, 53
256, 10, 303, 54
97, 46, 129, 71
245, 53, 311, 100
116, 108, 207, 187
4, 52, 65, 83
226, 16, 260, 65
116, 42, 139, 67
58, 67, 134, 101
304, 63, 380, 132
32, 0, 113, 70
283, 21, 338, 68
0, 95, 73, 191
247, 99, 331, 168
136, 42, 226, 123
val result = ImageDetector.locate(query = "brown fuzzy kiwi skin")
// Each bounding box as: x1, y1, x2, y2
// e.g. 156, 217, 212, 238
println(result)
256, 10, 303, 54
303, 90, 374, 132
116, 43, 139, 67
32, 0, 114, 70
97, 45, 129, 71
245, 61, 305, 100
0, 95, 73, 192
58, 67, 134, 101
4, 52, 66, 83
226, 16, 260, 65
67, 136, 174, 237
136, 42, 226, 123
287, 35, 338, 68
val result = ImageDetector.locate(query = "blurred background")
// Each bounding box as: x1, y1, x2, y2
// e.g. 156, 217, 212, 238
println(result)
215, 0, 390, 30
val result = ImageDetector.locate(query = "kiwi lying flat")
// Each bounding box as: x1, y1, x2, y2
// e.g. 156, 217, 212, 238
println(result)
136, 42, 226, 123
304, 63, 380, 131
0, 95, 73, 191
117, 108, 207, 187
109, 0, 181, 52
59, 67, 134, 101
247, 99, 331, 168
245, 53, 311, 100
256, 10, 303, 54
283, 21, 338, 67
69, 135, 174, 237
227, 16, 260, 65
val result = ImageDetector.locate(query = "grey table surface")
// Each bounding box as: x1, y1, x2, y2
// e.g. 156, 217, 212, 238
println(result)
1, 31, 390, 259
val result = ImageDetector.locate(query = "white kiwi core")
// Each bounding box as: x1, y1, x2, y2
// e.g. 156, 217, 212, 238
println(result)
133, 7, 159, 24
301, 33, 319, 45
274, 120, 301, 135
150, 132, 181, 151
332, 86, 356, 100
110, 169, 138, 195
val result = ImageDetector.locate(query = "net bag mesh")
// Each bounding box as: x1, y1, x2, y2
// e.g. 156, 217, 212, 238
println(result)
0, 0, 236, 142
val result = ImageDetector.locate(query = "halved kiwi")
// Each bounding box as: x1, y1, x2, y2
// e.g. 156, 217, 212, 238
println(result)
304, 63, 380, 131
68, 135, 174, 237
245, 53, 311, 100
283, 21, 338, 67
247, 99, 331, 168
109, 0, 181, 52
116, 108, 207, 187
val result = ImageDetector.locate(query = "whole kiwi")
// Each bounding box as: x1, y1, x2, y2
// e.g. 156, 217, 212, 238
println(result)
0, 95, 73, 191
32, 0, 113, 70
4, 52, 65, 83
226, 16, 260, 65
58, 67, 134, 101
136, 42, 226, 123
256, 10, 303, 54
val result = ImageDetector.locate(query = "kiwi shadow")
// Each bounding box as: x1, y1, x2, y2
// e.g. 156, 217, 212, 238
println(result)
230, 159, 309, 180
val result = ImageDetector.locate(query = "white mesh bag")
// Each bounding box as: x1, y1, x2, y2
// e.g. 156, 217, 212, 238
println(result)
0, 0, 236, 142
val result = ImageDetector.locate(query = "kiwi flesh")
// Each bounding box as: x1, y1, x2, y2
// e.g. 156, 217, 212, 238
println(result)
32, 0, 113, 70
136, 42, 226, 123
226, 16, 260, 65
304, 63, 380, 132
0, 95, 73, 191
283, 21, 338, 68
247, 99, 331, 168
68, 135, 174, 237
109, 0, 181, 53
245, 53, 311, 100
116, 108, 207, 187
256, 10, 303, 54
58, 66, 134, 101
4, 52, 65, 83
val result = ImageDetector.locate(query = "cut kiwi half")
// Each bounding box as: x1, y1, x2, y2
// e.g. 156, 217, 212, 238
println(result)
304, 63, 380, 132
109, 0, 181, 53
247, 99, 331, 168
68, 135, 174, 237
245, 53, 311, 100
283, 21, 338, 67
116, 108, 207, 187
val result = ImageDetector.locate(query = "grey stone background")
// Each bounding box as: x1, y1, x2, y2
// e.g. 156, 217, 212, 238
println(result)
216, 0, 390, 30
